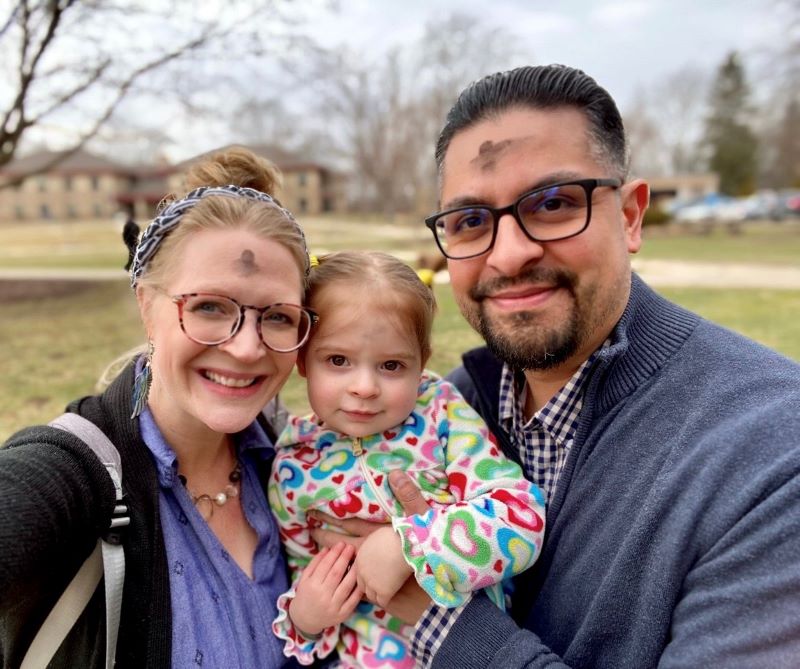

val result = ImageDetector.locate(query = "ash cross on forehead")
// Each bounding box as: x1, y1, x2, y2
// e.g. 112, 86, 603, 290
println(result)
471, 139, 514, 172
235, 249, 260, 277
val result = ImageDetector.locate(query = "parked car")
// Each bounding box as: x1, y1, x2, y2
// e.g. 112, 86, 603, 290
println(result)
673, 191, 792, 224
672, 193, 736, 223
778, 191, 800, 218
715, 191, 783, 222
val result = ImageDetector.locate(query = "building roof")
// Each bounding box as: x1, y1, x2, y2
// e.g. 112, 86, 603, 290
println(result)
1, 148, 129, 177
2, 144, 334, 180
648, 173, 720, 191
175, 143, 333, 175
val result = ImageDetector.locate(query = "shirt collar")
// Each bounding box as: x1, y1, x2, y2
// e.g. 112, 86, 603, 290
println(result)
499, 342, 608, 442
138, 405, 275, 489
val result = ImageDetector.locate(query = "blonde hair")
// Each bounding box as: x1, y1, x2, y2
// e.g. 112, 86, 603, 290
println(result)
307, 251, 437, 363
99, 146, 307, 390
137, 146, 308, 291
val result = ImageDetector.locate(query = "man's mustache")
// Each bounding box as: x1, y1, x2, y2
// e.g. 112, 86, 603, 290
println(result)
469, 267, 578, 302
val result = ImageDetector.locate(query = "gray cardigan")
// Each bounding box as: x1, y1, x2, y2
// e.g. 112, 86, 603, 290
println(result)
439, 275, 800, 668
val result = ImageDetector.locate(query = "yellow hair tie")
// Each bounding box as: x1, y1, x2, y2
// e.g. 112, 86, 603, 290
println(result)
416, 268, 435, 288
309, 255, 320, 268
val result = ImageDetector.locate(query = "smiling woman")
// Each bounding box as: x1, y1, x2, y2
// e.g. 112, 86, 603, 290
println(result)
0, 146, 313, 667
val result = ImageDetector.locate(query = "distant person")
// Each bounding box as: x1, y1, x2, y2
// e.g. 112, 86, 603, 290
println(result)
122, 217, 140, 270
268, 251, 545, 667
312, 65, 800, 668
0, 146, 316, 666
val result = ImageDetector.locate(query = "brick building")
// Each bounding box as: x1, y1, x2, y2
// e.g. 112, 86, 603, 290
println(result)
0, 149, 130, 223
0, 145, 345, 223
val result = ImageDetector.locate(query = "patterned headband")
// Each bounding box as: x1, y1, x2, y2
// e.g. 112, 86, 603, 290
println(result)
129, 184, 310, 288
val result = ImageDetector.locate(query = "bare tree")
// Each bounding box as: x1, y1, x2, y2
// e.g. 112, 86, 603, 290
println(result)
227, 98, 304, 152
294, 12, 521, 217
651, 67, 709, 175
0, 0, 317, 183
623, 66, 710, 177
754, 0, 800, 187
624, 88, 668, 177
766, 98, 800, 187
409, 13, 522, 211
297, 46, 426, 217
766, 0, 800, 95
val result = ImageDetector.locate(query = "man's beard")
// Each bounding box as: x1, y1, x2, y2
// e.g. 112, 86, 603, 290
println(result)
468, 267, 586, 371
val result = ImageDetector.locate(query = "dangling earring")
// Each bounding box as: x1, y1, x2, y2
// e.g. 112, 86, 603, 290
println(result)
131, 340, 154, 419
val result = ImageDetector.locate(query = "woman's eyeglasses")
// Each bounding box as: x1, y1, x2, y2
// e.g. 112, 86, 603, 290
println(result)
170, 293, 318, 353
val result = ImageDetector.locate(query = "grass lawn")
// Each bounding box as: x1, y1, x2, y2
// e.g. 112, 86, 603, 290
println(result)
640, 221, 800, 265
658, 287, 800, 357
0, 281, 144, 442
0, 217, 434, 269
2, 218, 799, 269
1, 278, 797, 443
2, 216, 797, 442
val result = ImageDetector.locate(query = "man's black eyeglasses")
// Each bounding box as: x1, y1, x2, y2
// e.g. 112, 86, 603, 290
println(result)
425, 178, 621, 260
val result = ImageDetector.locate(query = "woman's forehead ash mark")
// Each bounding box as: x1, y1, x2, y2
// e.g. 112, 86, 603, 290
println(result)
470, 136, 535, 172
234, 249, 260, 277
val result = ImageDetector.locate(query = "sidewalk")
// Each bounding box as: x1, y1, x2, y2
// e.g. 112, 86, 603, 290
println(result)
0, 268, 128, 280
425, 259, 800, 290
1, 260, 799, 289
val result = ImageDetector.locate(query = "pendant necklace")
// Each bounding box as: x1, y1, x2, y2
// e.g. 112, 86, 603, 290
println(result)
178, 463, 242, 521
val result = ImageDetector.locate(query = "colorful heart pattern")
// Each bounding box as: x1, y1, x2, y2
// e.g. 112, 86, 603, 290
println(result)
269, 372, 546, 668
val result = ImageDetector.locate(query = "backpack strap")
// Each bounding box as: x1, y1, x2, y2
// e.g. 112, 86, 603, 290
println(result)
21, 413, 129, 669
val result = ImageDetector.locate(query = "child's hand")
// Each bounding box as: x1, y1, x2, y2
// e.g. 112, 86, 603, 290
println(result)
355, 526, 413, 608
289, 542, 362, 636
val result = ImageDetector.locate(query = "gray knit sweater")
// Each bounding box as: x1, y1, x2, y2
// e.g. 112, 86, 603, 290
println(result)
440, 275, 800, 668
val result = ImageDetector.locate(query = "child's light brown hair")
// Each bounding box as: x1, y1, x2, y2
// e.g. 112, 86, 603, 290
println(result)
307, 251, 437, 365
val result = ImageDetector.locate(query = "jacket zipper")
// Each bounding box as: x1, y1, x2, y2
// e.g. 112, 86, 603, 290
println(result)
353, 437, 395, 517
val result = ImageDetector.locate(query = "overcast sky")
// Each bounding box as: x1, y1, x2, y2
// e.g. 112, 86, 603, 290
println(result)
13, 0, 788, 162
296, 0, 785, 110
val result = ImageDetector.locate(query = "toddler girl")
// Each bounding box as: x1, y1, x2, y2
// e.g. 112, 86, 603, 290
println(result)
269, 251, 545, 667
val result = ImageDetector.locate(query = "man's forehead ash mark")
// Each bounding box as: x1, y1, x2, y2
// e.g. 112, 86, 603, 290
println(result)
470, 136, 537, 172
235, 249, 260, 277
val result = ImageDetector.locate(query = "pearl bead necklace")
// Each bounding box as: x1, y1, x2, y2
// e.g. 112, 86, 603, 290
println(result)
179, 465, 242, 521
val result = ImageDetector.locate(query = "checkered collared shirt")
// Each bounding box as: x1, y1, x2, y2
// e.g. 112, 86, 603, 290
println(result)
410, 348, 603, 667
499, 350, 600, 504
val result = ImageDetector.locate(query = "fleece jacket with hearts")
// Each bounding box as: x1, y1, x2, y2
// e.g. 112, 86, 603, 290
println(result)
268, 372, 546, 668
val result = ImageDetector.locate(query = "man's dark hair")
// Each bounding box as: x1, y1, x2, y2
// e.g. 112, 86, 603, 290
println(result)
435, 64, 629, 179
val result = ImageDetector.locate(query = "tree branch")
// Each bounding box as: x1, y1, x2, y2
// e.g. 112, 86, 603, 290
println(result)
1, 0, 71, 167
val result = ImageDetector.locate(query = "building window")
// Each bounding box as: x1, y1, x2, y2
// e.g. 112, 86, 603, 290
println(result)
91, 176, 100, 191
40, 204, 51, 219
15, 206, 25, 220
64, 176, 72, 191
37, 177, 47, 192
298, 172, 307, 187
298, 197, 308, 213
67, 205, 78, 219
94, 204, 104, 218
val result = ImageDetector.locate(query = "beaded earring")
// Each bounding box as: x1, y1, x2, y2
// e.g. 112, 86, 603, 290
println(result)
131, 341, 154, 419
